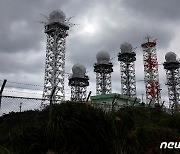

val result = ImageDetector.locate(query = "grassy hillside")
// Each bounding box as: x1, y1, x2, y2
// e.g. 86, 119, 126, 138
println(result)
0, 102, 180, 154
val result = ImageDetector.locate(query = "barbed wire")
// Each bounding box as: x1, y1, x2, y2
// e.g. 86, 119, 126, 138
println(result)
4, 89, 71, 96
5, 85, 42, 91
4, 89, 43, 95
1, 79, 71, 91
0, 79, 43, 87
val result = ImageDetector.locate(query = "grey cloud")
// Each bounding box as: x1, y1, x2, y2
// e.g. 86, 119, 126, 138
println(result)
121, 0, 180, 23
0, 0, 70, 53
0, 51, 44, 74
0, 0, 179, 104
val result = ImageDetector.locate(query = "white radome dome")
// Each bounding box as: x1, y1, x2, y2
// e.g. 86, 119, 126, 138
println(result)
49, 9, 65, 24
72, 63, 86, 78
120, 43, 133, 53
96, 50, 110, 64
165, 52, 177, 63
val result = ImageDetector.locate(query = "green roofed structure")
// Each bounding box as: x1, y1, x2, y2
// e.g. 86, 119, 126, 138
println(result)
90, 93, 141, 111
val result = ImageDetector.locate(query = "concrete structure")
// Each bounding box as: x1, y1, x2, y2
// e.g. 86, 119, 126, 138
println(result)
90, 93, 141, 111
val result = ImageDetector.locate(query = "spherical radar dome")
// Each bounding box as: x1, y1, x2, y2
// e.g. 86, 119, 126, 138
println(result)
120, 43, 133, 53
165, 52, 177, 63
96, 50, 110, 64
49, 9, 66, 24
72, 63, 86, 78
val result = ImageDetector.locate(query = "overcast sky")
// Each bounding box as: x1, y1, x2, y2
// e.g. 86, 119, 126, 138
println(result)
1, 0, 180, 106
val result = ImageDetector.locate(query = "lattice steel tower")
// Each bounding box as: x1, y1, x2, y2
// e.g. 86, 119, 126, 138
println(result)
68, 63, 89, 102
118, 43, 136, 97
141, 36, 161, 104
163, 52, 180, 110
42, 10, 69, 103
94, 51, 113, 95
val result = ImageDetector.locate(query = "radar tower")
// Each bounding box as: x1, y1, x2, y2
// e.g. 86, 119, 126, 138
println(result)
94, 51, 113, 95
118, 43, 136, 97
68, 64, 89, 101
163, 52, 180, 111
42, 10, 69, 105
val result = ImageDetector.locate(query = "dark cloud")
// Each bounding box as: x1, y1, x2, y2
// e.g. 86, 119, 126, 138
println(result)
0, 0, 71, 53
0, 0, 179, 104
0, 51, 45, 74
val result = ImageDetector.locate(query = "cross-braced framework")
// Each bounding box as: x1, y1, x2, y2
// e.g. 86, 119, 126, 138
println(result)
42, 11, 69, 104
94, 63, 113, 95
118, 52, 136, 97
141, 38, 161, 104
164, 60, 180, 110
69, 77, 89, 102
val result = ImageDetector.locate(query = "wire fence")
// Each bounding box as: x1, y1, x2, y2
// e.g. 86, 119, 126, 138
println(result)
0, 94, 179, 117
0, 95, 49, 116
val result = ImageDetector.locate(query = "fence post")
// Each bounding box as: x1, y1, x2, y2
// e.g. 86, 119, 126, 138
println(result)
133, 97, 137, 106
0, 79, 7, 109
112, 94, 117, 111
86, 91, 92, 102
49, 86, 56, 123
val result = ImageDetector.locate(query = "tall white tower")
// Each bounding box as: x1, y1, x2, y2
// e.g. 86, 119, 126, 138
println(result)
42, 10, 69, 104
118, 43, 136, 97
94, 51, 113, 95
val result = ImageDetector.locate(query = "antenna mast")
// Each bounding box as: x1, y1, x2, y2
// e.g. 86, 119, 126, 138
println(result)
141, 35, 161, 104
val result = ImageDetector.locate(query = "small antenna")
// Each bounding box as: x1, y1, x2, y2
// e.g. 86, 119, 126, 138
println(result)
153, 38, 158, 42
40, 14, 49, 20
34, 14, 49, 25
144, 34, 152, 42
65, 16, 75, 22
34, 21, 46, 24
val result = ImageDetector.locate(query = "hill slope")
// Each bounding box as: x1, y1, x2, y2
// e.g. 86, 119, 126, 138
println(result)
0, 102, 180, 154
